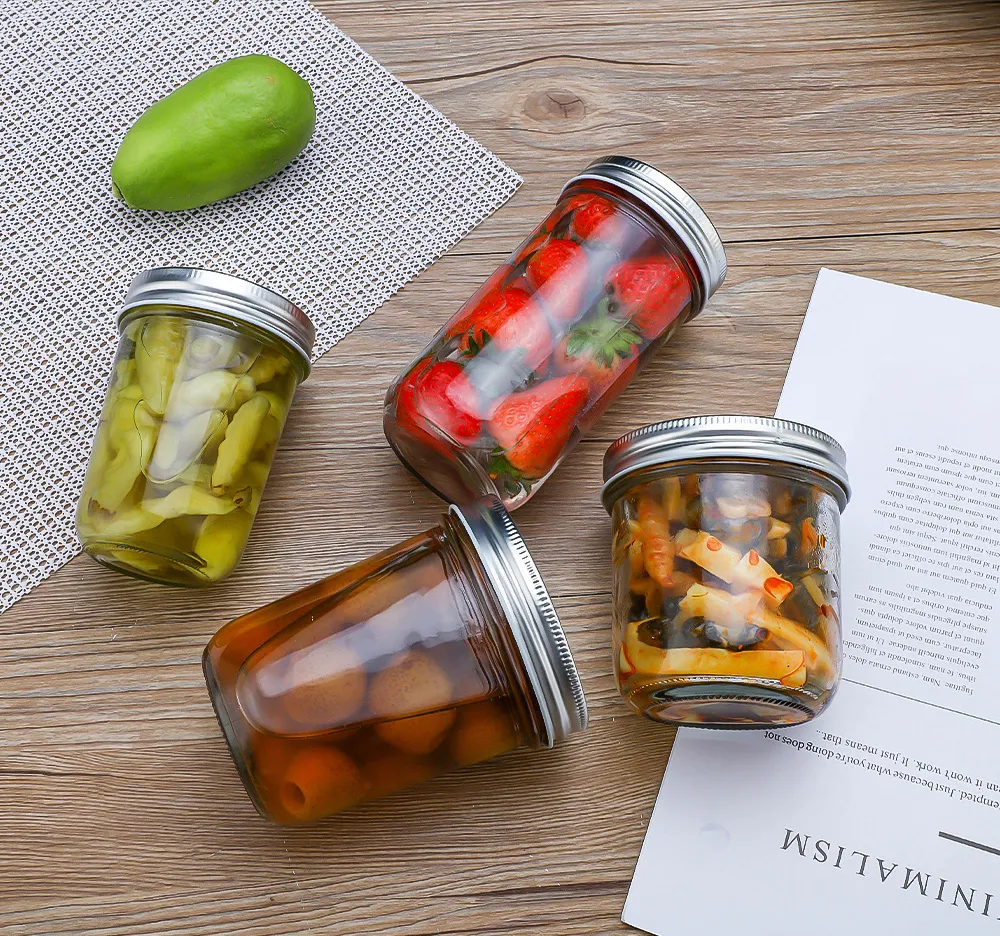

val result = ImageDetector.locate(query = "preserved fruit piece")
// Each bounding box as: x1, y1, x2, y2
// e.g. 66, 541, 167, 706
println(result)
364, 754, 438, 800
278, 747, 368, 823
375, 708, 457, 756
607, 257, 692, 340
449, 700, 519, 766
369, 650, 454, 718
449, 286, 552, 364
487, 376, 590, 497
397, 360, 482, 447
238, 635, 368, 736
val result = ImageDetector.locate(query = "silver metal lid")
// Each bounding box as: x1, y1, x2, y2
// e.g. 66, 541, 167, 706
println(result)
117, 267, 315, 378
563, 156, 727, 308
602, 415, 851, 510
450, 497, 588, 745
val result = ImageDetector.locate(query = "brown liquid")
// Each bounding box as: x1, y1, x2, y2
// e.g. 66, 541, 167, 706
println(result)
204, 530, 524, 824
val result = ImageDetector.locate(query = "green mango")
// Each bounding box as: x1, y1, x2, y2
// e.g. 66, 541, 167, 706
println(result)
112, 55, 315, 211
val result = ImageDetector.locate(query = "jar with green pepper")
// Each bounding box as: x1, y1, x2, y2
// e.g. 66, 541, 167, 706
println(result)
77, 267, 314, 586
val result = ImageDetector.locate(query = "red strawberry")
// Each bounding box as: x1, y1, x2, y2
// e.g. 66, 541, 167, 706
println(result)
395, 359, 481, 447
579, 358, 639, 433
447, 286, 551, 368
570, 195, 619, 242
525, 238, 589, 324
558, 193, 593, 218
526, 238, 586, 290
552, 307, 643, 385
488, 376, 590, 486
515, 229, 549, 264
607, 256, 692, 339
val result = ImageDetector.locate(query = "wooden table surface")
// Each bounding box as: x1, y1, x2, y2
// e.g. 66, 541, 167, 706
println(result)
7, 1, 1000, 933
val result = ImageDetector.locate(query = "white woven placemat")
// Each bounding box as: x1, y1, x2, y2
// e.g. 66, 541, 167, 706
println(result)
0, 0, 521, 613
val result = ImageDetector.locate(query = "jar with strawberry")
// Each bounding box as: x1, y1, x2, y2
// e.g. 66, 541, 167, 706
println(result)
383, 156, 727, 508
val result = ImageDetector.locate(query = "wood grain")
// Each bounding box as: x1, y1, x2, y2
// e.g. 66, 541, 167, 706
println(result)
6, 1, 1000, 933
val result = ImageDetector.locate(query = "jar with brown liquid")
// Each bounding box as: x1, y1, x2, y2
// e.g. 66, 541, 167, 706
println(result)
203, 497, 587, 824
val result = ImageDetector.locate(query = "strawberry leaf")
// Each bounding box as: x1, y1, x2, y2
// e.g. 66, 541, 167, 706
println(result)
564, 311, 642, 368
461, 329, 492, 358
489, 450, 532, 499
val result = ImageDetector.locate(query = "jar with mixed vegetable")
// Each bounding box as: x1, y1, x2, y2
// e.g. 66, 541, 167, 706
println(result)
77, 268, 314, 586
602, 417, 850, 728
202, 497, 588, 824
384, 156, 726, 509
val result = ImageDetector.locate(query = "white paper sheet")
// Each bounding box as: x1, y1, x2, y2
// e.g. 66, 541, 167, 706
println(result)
623, 270, 1000, 935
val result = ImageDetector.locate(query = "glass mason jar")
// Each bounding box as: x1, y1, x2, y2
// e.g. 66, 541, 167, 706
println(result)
76, 267, 314, 586
202, 496, 588, 825
601, 416, 851, 729
383, 156, 727, 509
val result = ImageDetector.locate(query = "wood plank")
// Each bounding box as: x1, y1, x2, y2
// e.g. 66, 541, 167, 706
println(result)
321, 0, 1000, 243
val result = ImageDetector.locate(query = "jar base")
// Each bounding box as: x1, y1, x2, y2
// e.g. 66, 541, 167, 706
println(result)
83, 539, 213, 587
384, 415, 496, 505
202, 653, 271, 821
634, 681, 823, 729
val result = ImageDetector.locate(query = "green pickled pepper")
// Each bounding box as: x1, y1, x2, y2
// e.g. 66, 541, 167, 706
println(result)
104, 548, 172, 578
167, 370, 242, 420
148, 409, 228, 482
257, 389, 290, 427
233, 374, 256, 411
180, 333, 244, 377
106, 384, 144, 440
92, 432, 143, 511
195, 510, 255, 580
142, 485, 249, 520
213, 394, 271, 490
136, 317, 184, 414
173, 462, 215, 488
246, 349, 290, 387
95, 507, 165, 537
237, 458, 271, 494
143, 484, 246, 520
110, 359, 137, 394
134, 401, 160, 469
92, 379, 140, 468
92, 400, 159, 511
